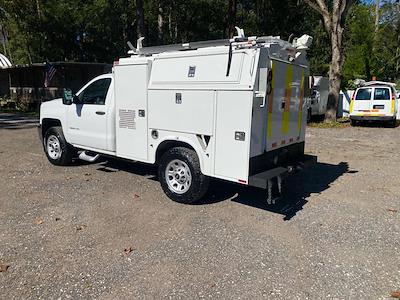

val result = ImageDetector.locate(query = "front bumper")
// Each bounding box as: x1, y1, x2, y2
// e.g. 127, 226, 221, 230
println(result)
37, 124, 44, 149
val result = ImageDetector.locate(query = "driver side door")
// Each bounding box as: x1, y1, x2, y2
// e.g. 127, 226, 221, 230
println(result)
67, 77, 112, 151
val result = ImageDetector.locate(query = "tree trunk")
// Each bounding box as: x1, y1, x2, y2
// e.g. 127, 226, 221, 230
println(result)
135, 0, 145, 38
375, 0, 380, 34
227, 0, 237, 38
158, 2, 164, 44
325, 29, 343, 122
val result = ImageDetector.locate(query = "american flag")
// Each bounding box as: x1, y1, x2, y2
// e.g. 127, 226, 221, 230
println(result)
44, 62, 56, 88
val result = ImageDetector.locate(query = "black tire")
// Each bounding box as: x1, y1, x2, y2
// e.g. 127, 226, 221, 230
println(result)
44, 126, 75, 166
350, 119, 357, 126
158, 147, 209, 204
389, 119, 397, 128
307, 109, 312, 123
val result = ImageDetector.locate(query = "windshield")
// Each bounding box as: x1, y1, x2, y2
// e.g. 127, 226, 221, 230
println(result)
355, 88, 372, 100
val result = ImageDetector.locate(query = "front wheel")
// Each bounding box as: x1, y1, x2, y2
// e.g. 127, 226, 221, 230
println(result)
44, 126, 75, 166
158, 147, 209, 204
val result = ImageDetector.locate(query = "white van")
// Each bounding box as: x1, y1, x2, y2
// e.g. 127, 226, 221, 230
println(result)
349, 81, 398, 126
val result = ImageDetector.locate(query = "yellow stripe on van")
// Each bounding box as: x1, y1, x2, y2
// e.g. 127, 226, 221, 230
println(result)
267, 62, 275, 139
282, 64, 293, 134
391, 99, 395, 114
349, 100, 354, 114
298, 69, 305, 134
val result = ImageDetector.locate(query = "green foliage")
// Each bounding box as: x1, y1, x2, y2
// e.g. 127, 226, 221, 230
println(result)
343, 4, 375, 85
342, 1, 400, 87
0, 0, 398, 87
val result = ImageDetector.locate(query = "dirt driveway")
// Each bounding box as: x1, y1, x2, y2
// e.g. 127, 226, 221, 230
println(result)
0, 115, 399, 299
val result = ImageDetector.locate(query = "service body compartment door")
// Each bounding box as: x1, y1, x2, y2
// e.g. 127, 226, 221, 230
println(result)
114, 63, 149, 161
214, 90, 253, 182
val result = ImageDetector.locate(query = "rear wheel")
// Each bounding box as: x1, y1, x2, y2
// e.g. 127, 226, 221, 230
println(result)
307, 109, 312, 123
44, 126, 75, 166
158, 147, 209, 204
350, 119, 357, 126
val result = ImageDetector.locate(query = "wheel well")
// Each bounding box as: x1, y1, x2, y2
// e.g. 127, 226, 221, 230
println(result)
155, 140, 195, 163
42, 118, 62, 138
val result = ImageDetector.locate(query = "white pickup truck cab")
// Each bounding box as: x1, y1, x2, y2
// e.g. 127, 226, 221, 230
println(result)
39, 31, 315, 204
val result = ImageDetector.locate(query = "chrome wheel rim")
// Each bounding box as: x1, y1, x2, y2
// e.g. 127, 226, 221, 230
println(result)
165, 159, 192, 194
46, 135, 62, 160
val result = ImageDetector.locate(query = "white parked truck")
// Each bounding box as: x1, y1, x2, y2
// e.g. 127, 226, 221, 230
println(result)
39, 29, 315, 204
307, 76, 329, 121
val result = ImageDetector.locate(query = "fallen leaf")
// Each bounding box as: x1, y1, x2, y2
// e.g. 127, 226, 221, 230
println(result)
55, 217, 61, 221
134, 194, 140, 198
76, 224, 87, 231
66, 176, 72, 180
34, 218, 44, 225
84, 173, 91, 176
123, 247, 134, 255
390, 291, 400, 298
0, 264, 10, 272
388, 208, 398, 213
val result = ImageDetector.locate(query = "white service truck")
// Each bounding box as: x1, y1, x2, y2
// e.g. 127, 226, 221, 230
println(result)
307, 76, 329, 121
39, 29, 315, 204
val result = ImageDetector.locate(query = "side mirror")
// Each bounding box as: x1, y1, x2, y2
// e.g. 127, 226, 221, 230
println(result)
62, 88, 73, 105
72, 95, 81, 104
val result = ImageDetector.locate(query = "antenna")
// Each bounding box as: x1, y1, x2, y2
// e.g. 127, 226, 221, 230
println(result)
234, 26, 245, 38
136, 37, 145, 53
127, 41, 136, 55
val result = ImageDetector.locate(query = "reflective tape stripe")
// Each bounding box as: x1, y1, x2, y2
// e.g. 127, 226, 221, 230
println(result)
391, 100, 395, 114
282, 64, 293, 134
298, 69, 305, 134
349, 100, 354, 113
267, 62, 275, 139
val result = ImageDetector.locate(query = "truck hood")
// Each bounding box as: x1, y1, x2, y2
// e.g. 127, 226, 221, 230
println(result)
41, 98, 63, 108
40, 98, 66, 123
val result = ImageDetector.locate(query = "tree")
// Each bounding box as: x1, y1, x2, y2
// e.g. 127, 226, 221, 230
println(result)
227, 0, 237, 38
304, 0, 354, 121
342, 4, 375, 85
136, 0, 145, 38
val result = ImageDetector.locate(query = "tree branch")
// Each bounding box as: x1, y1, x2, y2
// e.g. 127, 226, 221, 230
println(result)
304, 0, 332, 32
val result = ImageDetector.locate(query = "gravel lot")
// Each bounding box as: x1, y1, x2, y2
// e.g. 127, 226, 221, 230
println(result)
0, 114, 399, 299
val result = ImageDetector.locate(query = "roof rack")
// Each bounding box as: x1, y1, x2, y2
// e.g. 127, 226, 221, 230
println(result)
134, 39, 230, 56
362, 81, 396, 87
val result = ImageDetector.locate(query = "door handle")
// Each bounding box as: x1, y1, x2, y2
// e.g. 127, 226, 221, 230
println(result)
96, 111, 105, 115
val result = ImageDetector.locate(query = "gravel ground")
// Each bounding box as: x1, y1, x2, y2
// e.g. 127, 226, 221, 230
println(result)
0, 115, 399, 299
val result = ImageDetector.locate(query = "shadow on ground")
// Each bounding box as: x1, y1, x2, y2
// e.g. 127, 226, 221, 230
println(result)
96, 158, 355, 221
0, 113, 39, 129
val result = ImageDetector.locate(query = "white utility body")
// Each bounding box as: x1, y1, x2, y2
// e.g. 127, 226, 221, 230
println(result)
349, 81, 399, 126
39, 29, 315, 204
308, 76, 329, 120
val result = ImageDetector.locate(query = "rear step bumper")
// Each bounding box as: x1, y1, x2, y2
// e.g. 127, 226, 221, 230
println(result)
248, 154, 317, 189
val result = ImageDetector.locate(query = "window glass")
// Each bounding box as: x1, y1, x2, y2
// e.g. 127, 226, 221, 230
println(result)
374, 88, 390, 100
78, 78, 111, 105
355, 88, 372, 100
